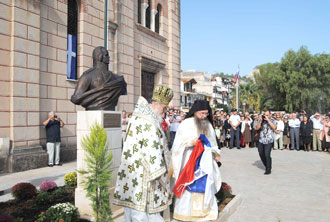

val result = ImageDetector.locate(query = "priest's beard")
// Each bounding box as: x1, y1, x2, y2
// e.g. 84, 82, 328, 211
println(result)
194, 117, 210, 136
152, 103, 164, 119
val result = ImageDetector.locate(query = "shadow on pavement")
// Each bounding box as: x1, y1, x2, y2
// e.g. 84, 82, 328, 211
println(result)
252, 160, 264, 170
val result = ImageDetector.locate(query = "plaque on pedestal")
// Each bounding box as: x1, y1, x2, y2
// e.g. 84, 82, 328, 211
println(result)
103, 113, 121, 128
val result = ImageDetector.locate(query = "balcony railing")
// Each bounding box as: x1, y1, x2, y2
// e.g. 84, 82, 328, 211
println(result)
184, 88, 196, 93
181, 102, 193, 107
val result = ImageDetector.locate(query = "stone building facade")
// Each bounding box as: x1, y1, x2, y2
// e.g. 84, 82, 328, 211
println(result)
181, 71, 213, 107
0, 0, 181, 173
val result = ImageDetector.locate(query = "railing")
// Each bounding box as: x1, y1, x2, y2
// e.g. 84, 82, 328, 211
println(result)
180, 102, 193, 107
184, 88, 196, 93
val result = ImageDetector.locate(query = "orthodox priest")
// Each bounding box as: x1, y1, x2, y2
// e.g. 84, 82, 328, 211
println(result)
113, 85, 173, 222
172, 100, 222, 221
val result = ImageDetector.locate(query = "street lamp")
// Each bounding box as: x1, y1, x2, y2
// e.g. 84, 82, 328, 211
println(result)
242, 97, 247, 112
319, 95, 323, 113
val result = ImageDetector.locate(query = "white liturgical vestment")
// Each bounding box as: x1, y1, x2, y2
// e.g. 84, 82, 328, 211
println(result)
172, 117, 222, 221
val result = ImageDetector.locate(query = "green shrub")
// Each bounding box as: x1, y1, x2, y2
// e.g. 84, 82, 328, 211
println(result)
11, 182, 37, 201
35, 191, 52, 206
78, 122, 113, 222
64, 172, 77, 187
37, 202, 79, 222
52, 186, 66, 197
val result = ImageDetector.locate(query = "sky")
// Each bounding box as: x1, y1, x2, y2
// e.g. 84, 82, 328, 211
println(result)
181, 0, 330, 76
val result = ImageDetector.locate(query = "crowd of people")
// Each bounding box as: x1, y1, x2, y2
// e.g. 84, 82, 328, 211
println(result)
211, 109, 330, 153
122, 107, 330, 153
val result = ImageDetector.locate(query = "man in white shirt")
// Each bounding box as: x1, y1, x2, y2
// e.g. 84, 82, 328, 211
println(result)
288, 113, 301, 150
170, 109, 182, 149
310, 112, 323, 151
229, 109, 241, 149
273, 113, 284, 150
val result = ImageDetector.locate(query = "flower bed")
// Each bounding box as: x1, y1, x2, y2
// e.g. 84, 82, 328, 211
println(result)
0, 186, 75, 222
216, 182, 235, 211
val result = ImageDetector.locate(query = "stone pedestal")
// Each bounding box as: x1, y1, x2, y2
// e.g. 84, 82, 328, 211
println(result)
9, 146, 47, 173
75, 111, 122, 220
0, 138, 10, 174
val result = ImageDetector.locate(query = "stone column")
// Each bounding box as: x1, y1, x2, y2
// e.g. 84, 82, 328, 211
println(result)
141, 2, 148, 27
151, 9, 158, 32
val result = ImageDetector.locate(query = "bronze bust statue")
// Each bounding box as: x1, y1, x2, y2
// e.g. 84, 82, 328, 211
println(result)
71, 46, 127, 110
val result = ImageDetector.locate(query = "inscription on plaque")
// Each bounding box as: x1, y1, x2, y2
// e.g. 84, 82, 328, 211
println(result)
103, 113, 121, 128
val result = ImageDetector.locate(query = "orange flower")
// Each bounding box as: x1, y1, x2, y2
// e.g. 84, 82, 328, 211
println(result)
59, 219, 64, 222
41, 211, 45, 215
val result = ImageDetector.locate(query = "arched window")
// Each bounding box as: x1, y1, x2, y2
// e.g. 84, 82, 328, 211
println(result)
155, 4, 162, 33
146, 0, 151, 29
67, 0, 78, 80
137, 0, 141, 24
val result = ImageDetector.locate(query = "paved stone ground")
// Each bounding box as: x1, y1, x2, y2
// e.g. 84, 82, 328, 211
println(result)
1, 149, 330, 222
221, 148, 330, 222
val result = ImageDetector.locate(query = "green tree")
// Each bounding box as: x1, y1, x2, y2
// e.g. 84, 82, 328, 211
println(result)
78, 122, 113, 222
232, 79, 261, 112
254, 62, 281, 110
254, 46, 330, 113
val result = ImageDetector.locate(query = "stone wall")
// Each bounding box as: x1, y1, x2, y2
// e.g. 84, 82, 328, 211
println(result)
0, 0, 180, 173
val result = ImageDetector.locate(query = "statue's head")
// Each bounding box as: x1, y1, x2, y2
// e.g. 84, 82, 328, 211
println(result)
93, 46, 110, 66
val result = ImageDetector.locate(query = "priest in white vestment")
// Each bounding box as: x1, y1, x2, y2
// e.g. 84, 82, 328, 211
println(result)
113, 85, 174, 222
172, 100, 222, 221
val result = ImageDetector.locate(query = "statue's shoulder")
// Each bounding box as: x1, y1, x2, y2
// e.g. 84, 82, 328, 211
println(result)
79, 68, 95, 79
82, 68, 94, 75
109, 71, 126, 81
109, 71, 122, 78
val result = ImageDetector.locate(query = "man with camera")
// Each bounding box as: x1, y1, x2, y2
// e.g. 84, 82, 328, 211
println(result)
43, 111, 64, 167
255, 110, 277, 175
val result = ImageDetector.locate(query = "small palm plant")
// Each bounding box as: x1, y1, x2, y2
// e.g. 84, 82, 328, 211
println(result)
78, 122, 113, 222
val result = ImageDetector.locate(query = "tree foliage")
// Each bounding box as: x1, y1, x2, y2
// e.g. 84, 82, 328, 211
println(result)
78, 122, 113, 222
232, 79, 261, 112
245, 46, 330, 113
213, 72, 248, 81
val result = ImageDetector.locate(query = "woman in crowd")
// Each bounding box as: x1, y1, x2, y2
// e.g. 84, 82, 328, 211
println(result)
241, 116, 252, 148
161, 112, 168, 133
240, 115, 245, 147
251, 114, 259, 148
219, 114, 226, 148
299, 115, 304, 150
224, 114, 231, 148
300, 116, 313, 151
282, 116, 290, 149
320, 114, 330, 152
